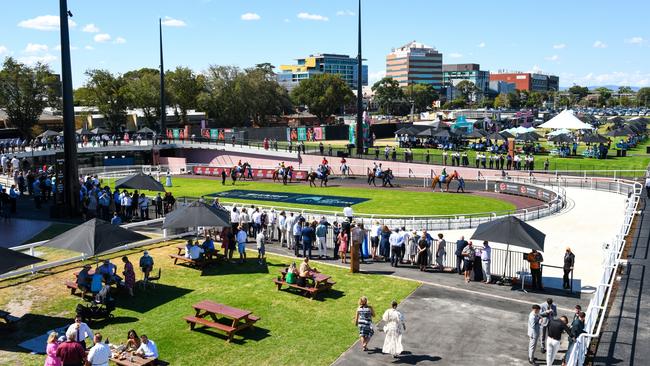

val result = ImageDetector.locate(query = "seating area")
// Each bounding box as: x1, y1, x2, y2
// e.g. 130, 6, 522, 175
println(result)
183, 300, 260, 342
170, 244, 221, 269
272, 269, 336, 299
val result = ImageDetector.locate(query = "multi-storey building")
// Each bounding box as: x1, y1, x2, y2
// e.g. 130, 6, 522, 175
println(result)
386, 41, 443, 89
277, 53, 368, 91
443, 63, 490, 99
489, 71, 560, 92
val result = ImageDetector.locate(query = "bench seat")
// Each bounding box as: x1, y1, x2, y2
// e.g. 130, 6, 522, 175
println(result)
184, 315, 237, 341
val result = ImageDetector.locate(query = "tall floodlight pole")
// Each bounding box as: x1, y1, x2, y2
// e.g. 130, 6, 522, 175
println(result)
159, 18, 166, 134
59, 0, 79, 216
355, 0, 364, 156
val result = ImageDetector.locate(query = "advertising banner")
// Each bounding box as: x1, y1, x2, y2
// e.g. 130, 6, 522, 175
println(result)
214, 189, 368, 207
495, 181, 557, 202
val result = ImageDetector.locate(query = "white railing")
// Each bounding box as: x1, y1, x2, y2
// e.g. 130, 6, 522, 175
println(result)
565, 180, 641, 365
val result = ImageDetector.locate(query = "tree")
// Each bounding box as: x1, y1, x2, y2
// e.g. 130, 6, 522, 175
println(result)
166, 66, 203, 126
594, 87, 612, 107
618, 86, 634, 94
568, 85, 589, 104
0, 57, 61, 137
73, 86, 95, 106
526, 91, 543, 108
636, 87, 650, 107
242, 64, 292, 126
455, 80, 479, 104
506, 92, 521, 109
291, 73, 353, 124
122, 68, 161, 129
371, 77, 403, 115
493, 93, 509, 109
403, 83, 438, 113
84, 69, 128, 132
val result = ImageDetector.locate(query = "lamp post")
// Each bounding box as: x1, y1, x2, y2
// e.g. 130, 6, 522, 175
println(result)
59, 0, 79, 216
159, 18, 166, 135
355, 0, 364, 156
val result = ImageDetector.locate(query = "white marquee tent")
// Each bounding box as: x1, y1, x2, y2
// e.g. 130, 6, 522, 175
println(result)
538, 110, 594, 130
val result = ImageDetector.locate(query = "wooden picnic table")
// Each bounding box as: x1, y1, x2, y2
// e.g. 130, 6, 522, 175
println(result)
183, 300, 260, 342
272, 269, 336, 299
110, 354, 156, 366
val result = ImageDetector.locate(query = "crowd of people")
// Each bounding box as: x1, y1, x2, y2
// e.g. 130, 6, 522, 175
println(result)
528, 298, 586, 365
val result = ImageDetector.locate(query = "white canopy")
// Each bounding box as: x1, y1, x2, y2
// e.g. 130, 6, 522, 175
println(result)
504, 126, 537, 135
538, 110, 594, 130
547, 128, 571, 137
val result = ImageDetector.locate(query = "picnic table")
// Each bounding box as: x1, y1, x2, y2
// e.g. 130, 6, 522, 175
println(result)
170, 244, 221, 269
183, 300, 260, 342
272, 269, 336, 299
65, 269, 97, 298
110, 353, 155, 366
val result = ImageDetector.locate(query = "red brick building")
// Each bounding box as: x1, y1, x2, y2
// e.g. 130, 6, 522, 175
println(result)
489, 72, 559, 92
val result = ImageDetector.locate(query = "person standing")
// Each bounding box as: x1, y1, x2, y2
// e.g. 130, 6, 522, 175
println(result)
121, 256, 135, 297
315, 220, 328, 259
565, 311, 585, 365
527, 304, 542, 364
236, 225, 248, 264
301, 221, 316, 259
354, 296, 375, 352
455, 236, 468, 274
527, 249, 544, 290
292, 217, 303, 257
285, 212, 295, 249
66, 315, 93, 350
351, 222, 366, 267
370, 221, 381, 261
338, 226, 348, 264
462, 241, 476, 283
256, 228, 266, 265
87, 333, 110, 366
44, 331, 62, 366
416, 236, 428, 271
139, 251, 154, 283
539, 298, 558, 354
480, 241, 492, 284
563, 247, 575, 290
382, 300, 406, 358
545, 316, 572, 366
56, 329, 86, 366
645, 175, 650, 197
389, 228, 402, 267
435, 233, 446, 270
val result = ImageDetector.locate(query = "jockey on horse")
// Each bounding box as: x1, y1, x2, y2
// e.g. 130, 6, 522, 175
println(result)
307, 164, 330, 187
431, 169, 460, 192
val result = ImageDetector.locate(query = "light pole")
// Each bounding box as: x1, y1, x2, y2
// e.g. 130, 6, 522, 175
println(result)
355, 0, 364, 156
159, 18, 166, 135
59, 0, 79, 216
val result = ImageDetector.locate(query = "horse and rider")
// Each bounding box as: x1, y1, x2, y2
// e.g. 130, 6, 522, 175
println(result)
307, 164, 330, 187
431, 168, 461, 192
368, 163, 394, 187
230, 161, 251, 185
272, 162, 294, 185
340, 157, 351, 176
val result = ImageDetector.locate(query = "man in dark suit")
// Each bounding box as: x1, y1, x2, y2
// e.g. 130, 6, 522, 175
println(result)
455, 236, 468, 274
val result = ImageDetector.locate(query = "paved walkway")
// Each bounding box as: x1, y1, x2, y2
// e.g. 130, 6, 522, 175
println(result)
594, 193, 649, 365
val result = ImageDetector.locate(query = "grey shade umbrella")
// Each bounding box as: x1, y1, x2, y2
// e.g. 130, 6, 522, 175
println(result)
162, 201, 231, 229
43, 219, 149, 256
0, 247, 45, 275
458, 129, 484, 139
37, 130, 60, 138
115, 173, 165, 192
76, 128, 92, 136
394, 127, 411, 135
607, 126, 635, 137
486, 132, 507, 141
517, 132, 539, 142
91, 127, 110, 134
471, 216, 546, 281
548, 134, 575, 144
404, 127, 421, 136
582, 133, 608, 144
433, 129, 452, 138
137, 127, 156, 134
417, 128, 436, 137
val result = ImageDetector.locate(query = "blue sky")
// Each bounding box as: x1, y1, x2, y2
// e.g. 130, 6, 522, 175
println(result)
2, 0, 649, 88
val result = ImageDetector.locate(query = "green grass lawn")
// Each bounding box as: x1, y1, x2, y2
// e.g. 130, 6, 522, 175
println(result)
107, 178, 515, 216
0, 246, 419, 366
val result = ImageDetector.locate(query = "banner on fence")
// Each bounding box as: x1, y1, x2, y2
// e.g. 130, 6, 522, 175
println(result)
495, 182, 557, 202
287, 126, 326, 141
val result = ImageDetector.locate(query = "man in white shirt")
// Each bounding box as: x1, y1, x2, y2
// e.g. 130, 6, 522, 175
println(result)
256, 228, 266, 265
186, 243, 204, 260
370, 221, 381, 260
87, 333, 110, 366
389, 228, 402, 267
135, 334, 158, 359
527, 304, 542, 364
267, 209, 277, 241
278, 212, 287, 246
285, 213, 296, 250
66, 315, 94, 349
480, 240, 492, 284
251, 209, 262, 237
236, 226, 248, 263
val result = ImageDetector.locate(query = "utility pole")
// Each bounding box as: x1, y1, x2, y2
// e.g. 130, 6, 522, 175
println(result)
159, 18, 166, 134
59, 0, 79, 216
355, 0, 364, 156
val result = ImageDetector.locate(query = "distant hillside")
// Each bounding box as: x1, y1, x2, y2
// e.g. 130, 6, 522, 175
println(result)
559, 85, 642, 92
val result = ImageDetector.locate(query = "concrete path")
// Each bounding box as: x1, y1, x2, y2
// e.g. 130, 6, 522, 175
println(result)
593, 193, 649, 365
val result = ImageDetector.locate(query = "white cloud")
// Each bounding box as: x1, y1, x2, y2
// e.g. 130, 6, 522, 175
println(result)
593, 40, 607, 48
448, 52, 463, 58
18, 15, 76, 31
113, 37, 126, 44
82, 23, 100, 33
529, 65, 543, 73
18, 54, 57, 65
477, 42, 486, 48
94, 33, 111, 43
553, 43, 566, 49
625, 36, 645, 44
85, 45, 94, 51
24, 43, 48, 53
0, 46, 9, 56
336, 10, 355, 16
161, 16, 187, 27
568, 71, 650, 87
544, 54, 560, 61
368, 70, 386, 84
241, 12, 261, 21
297, 12, 329, 21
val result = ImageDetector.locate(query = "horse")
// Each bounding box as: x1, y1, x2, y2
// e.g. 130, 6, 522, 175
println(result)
431, 170, 460, 192
368, 168, 394, 187
272, 166, 293, 185
239, 162, 252, 181
307, 169, 329, 187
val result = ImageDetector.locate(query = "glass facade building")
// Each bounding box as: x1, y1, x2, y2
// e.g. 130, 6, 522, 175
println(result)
277, 53, 368, 91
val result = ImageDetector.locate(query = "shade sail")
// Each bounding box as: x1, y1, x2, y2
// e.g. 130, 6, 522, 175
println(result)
538, 110, 594, 130
43, 219, 149, 256
486, 132, 507, 141
37, 130, 60, 138
0, 247, 45, 275
76, 128, 92, 135
137, 127, 156, 134
115, 173, 165, 192
432, 129, 453, 138
470, 216, 545, 251
546, 129, 571, 137
548, 134, 575, 144
91, 127, 110, 134
162, 201, 231, 229
582, 133, 609, 144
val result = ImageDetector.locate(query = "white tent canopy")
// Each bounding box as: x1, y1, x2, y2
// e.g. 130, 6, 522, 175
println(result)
538, 110, 594, 130
547, 128, 571, 136
504, 126, 537, 135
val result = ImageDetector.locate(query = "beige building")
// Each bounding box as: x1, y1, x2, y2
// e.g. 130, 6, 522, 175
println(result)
386, 41, 443, 89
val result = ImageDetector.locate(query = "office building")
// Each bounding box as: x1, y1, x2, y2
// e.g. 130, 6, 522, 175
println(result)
386, 41, 443, 89
488, 80, 516, 95
443, 63, 490, 99
489, 72, 560, 92
277, 53, 368, 90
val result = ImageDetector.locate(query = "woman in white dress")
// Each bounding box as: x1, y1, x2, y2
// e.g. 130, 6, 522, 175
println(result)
382, 300, 406, 357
